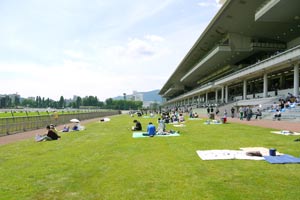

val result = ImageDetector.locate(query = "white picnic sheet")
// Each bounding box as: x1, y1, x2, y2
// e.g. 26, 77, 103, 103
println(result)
204, 120, 222, 125
196, 150, 265, 160
270, 130, 300, 136
197, 147, 284, 161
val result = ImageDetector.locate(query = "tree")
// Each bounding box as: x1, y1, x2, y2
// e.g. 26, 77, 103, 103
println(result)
58, 96, 65, 108
21, 98, 35, 108
105, 98, 114, 108
14, 96, 20, 107
76, 96, 82, 108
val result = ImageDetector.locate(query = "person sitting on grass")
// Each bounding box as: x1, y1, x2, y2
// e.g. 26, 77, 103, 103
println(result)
132, 119, 142, 131
62, 125, 70, 132
50, 124, 58, 133
72, 123, 80, 131
36, 125, 61, 142
178, 113, 185, 122
143, 122, 156, 137
71, 122, 85, 131
157, 118, 165, 132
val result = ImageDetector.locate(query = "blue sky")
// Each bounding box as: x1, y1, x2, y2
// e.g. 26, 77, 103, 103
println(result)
0, 0, 221, 101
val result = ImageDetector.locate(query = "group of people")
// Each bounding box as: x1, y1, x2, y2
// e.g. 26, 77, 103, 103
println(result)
131, 120, 156, 137
35, 122, 84, 142
131, 117, 177, 137
160, 112, 185, 124
238, 107, 262, 121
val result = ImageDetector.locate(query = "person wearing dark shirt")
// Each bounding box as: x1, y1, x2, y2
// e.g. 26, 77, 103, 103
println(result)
132, 120, 142, 131
47, 126, 60, 140
35, 125, 60, 142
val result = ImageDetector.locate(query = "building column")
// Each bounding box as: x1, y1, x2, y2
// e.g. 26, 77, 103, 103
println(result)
243, 80, 247, 100
294, 64, 299, 97
215, 89, 218, 103
225, 85, 228, 103
205, 92, 208, 104
221, 86, 224, 103
263, 73, 268, 98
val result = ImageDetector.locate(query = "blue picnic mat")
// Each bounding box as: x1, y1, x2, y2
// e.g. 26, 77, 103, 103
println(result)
132, 132, 180, 138
264, 154, 300, 164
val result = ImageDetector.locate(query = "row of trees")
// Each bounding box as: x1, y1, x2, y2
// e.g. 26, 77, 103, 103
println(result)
0, 95, 143, 110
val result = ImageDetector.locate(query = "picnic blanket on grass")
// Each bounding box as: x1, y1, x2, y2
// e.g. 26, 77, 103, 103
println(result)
196, 150, 264, 160
264, 155, 300, 164
132, 132, 180, 138
270, 130, 300, 136
204, 120, 222, 125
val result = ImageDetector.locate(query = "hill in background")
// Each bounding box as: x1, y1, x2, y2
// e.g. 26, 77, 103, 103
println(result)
113, 89, 162, 103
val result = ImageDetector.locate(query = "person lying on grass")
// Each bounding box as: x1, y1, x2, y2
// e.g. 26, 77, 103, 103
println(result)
35, 125, 61, 142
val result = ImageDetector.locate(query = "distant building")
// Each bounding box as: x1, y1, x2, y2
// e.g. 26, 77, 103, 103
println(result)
9, 93, 20, 104
132, 91, 143, 101
73, 95, 79, 101
0, 93, 21, 107
126, 91, 143, 101
0, 93, 20, 103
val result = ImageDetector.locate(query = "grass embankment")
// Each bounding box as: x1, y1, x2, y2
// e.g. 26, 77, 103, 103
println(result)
0, 115, 300, 199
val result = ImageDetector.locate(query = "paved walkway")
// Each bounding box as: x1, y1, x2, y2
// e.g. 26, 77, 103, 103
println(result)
226, 117, 300, 132
201, 114, 300, 132
1, 115, 300, 146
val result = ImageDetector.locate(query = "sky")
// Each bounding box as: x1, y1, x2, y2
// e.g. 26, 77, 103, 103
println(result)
0, 0, 222, 101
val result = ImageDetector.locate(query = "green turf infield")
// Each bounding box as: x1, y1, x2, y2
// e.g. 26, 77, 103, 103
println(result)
1, 114, 300, 200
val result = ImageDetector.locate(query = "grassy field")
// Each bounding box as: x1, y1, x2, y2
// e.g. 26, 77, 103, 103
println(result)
0, 111, 82, 118
0, 114, 300, 200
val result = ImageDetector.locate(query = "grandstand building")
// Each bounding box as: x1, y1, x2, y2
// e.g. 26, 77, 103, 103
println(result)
159, 0, 300, 110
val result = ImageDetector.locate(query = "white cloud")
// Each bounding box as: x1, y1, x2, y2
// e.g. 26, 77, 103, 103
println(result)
102, 35, 168, 66
145, 35, 165, 42
63, 50, 84, 60
197, 0, 221, 7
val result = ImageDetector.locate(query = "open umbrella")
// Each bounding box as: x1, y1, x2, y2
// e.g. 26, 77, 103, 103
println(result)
70, 118, 80, 123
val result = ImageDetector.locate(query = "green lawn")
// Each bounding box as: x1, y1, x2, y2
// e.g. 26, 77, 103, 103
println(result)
0, 111, 84, 118
1, 114, 300, 200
